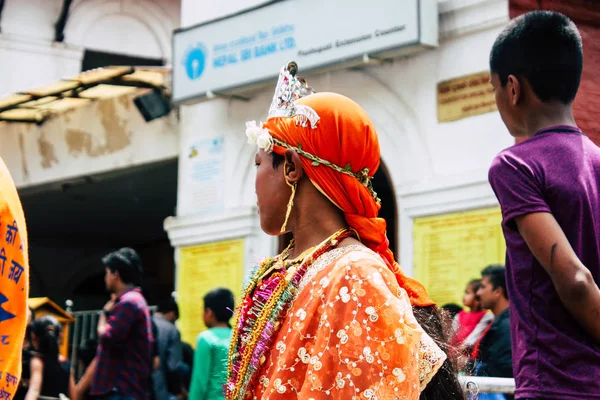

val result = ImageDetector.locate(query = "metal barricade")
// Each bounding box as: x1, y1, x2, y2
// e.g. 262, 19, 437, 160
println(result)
459, 376, 516, 395
68, 309, 102, 377
67, 305, 157, 377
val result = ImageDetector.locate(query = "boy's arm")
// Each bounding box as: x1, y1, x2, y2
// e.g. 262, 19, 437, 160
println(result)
516, 212, 600, 343
75, 358, 96, 398
98, 300, 134, 346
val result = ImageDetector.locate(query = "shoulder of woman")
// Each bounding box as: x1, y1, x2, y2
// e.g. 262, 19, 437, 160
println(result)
332, 245, 384, 265
311, 247, 405, 300
330, 246, 394, 280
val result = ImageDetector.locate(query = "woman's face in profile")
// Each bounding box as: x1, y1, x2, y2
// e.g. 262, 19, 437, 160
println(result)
254, 150, 290, 235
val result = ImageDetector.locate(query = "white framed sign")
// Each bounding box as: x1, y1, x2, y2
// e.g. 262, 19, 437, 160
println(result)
180, 136, 226, 215
173, 0, 438, 104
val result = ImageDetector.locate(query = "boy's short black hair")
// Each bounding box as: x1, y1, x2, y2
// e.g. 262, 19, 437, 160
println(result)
102, 247, 143, 286
157, 296, 180, 318
204, 287, 235, 323
490, 11, 583, 104
481, 264, 508, 300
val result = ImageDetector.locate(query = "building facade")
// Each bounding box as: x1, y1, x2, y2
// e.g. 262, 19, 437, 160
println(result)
0, 0, 181, 309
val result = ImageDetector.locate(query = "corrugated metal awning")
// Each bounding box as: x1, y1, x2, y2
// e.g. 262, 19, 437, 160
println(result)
0, 66, 170, 124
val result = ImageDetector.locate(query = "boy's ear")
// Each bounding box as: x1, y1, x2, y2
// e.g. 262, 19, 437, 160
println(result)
507, 74, 521, 106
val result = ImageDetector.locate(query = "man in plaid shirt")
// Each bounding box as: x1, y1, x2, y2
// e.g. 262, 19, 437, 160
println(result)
91, 247, 154, 400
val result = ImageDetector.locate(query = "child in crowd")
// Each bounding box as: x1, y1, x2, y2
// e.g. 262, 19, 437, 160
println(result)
452, 279, 493, 372
189, 288, 235, 400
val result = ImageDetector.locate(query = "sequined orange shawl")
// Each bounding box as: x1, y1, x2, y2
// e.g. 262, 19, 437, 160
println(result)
252, 246, 445, 399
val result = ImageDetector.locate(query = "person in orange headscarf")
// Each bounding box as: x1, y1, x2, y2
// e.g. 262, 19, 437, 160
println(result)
226, 62, 462, 400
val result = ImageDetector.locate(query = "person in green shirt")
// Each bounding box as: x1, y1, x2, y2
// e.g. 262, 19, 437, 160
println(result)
189, 288, 234, 400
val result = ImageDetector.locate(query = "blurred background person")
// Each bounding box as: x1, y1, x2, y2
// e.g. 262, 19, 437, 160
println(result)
472, 266, 512, 380
451, 279, 493, 372
25, 315, 76, 400
152, 296, 183, 400
181, 341, 195, 376
91, 247, 154, 400
189, 288, 234, 400
74, 338, 98, 400
14, 307, 36, 400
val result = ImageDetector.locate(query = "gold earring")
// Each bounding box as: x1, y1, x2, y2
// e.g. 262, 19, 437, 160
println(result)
280, 162, 297, 233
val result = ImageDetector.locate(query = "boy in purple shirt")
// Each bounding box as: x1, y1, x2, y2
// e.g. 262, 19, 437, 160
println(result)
488, 11, 600, 399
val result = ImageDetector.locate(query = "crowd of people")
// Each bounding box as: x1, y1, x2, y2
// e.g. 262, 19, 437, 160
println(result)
2, 9, 600, 400
441, 266, 513, 399
13, 247, 236, 400
14, 262, 520, 400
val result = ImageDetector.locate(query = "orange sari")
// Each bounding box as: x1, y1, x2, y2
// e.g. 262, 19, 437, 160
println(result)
251, 246, 445, 399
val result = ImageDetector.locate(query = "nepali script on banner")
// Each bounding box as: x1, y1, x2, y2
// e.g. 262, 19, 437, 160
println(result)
177, 239, 245, 347
413, 208, 506, 307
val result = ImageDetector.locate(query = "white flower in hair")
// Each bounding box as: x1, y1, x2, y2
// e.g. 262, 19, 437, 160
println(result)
245, 120, 274, 152
256, 131, 274, 153
245, 121, 265, 144
242, 61, 380, 203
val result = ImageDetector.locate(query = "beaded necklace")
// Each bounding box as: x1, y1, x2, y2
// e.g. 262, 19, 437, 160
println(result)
226, 228, 354, 400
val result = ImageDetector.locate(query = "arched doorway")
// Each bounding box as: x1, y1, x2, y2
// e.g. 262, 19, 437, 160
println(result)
277, 161, 398, 256
22, 159, 178, 311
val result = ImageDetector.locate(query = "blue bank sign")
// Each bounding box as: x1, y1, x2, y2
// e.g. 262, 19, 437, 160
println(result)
172, 0, 438, 104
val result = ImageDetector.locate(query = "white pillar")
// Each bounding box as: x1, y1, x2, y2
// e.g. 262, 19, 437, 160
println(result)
164, 206, 276, 286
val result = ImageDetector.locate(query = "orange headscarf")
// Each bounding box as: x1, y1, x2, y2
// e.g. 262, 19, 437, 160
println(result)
263, 92, 434, 307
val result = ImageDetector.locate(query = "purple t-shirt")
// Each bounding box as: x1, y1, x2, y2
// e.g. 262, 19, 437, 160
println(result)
489, 126, 600, 399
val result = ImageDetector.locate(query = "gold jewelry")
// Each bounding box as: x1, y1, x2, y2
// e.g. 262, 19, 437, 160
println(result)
257, 239, 295, 284
258, 240, 320, 283
280, 161, 296, 233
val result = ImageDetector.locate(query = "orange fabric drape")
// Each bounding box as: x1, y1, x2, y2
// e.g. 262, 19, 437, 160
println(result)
0, 157, 30, 400
263, 92, 434, 307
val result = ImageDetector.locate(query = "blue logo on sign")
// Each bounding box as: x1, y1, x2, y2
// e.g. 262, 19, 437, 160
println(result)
183, 44, 207, 80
